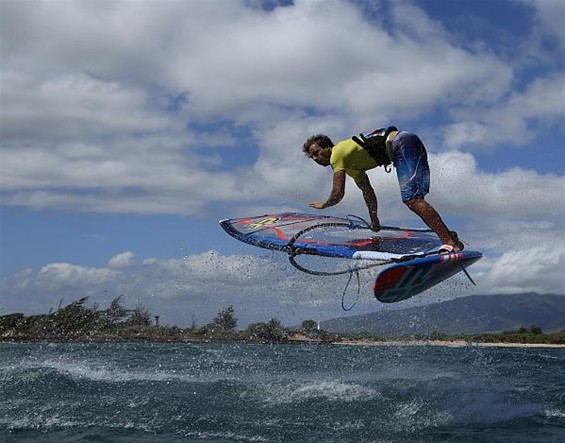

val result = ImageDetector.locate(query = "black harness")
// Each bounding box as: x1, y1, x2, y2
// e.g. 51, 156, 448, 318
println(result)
351, 126, 398, 172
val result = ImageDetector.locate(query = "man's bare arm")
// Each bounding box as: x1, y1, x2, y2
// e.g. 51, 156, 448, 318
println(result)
355, 174, 380, 230
309, 170, 346, 209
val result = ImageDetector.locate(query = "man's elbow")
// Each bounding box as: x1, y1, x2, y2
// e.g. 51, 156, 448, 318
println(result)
357, 179, 375, 193
329, 192, 344, 205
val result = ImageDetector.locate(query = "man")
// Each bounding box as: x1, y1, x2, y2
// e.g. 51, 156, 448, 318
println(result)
302, 127, 463, 252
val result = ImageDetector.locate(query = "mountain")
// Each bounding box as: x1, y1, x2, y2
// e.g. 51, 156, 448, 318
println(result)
321, 293, 565, 335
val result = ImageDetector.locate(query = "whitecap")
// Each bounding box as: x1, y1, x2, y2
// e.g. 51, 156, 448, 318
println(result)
545, 408, 565, 419
259, 379, 379, 405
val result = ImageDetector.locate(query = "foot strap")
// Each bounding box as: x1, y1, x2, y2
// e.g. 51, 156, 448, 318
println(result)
439, 244, 456, 254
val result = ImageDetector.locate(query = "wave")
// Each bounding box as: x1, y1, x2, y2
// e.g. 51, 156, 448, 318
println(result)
255, 379, 380, 405
2, 356, 249, 385
2, 343, 563, 442
545, 408, 565, 419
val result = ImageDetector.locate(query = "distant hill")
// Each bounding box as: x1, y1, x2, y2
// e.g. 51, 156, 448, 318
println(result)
321, 293, 565, 335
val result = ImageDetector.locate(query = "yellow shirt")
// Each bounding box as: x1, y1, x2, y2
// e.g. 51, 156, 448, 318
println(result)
330, 138, 378, 183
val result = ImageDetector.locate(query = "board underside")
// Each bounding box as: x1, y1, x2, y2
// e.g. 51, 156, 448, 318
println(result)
373, 251, 482, 302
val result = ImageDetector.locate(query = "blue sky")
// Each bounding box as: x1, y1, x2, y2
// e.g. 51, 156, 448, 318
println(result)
1, 0, 564, 327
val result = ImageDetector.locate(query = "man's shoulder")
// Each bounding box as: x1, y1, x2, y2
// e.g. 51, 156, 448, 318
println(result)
332, 137, 377, 175
331, 138, 364, 171
333, 138, 358, 155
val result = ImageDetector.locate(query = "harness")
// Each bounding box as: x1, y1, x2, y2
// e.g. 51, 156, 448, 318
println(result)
351, 126, 398, 173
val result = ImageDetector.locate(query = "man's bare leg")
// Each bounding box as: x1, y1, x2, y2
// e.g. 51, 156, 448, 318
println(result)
405, 198, 461, 250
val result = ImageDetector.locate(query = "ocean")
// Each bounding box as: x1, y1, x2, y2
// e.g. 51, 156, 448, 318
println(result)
1, 342, 564, 442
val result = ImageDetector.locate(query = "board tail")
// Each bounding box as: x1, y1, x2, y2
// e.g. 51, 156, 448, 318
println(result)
374, 250, 482, 303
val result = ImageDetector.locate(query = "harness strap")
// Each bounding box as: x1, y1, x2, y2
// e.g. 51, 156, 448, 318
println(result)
352, 127, 397, 172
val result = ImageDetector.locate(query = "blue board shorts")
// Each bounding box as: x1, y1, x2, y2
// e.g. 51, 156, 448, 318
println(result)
390, 132, 430, 202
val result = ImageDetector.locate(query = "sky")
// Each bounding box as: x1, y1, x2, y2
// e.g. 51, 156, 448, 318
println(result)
1, 0, 564, 328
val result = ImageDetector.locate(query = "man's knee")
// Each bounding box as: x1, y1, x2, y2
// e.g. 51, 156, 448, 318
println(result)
404, 198, 417, 209
404, 198, 426, 212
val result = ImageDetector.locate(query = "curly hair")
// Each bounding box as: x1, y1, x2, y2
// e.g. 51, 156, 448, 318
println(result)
302, 134, 334, 156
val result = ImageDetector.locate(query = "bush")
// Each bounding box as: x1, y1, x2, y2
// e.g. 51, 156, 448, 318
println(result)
244, 318, 289, 342
0, 313, 25, 332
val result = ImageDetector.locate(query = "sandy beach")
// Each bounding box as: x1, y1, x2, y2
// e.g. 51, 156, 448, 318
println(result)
334, 340, 565, 349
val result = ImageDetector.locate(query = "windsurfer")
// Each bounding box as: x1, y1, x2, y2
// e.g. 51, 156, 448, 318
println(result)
302, 128, 464, 252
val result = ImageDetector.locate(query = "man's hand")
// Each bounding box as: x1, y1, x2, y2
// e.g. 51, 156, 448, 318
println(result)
309, 201, 326, 209
308, 171, 345, 211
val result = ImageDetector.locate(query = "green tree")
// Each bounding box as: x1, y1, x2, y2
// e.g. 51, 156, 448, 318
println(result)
245, 318, 289, 341
0, 313, 25, 332
210, 306, 238, 332
51, 297, 98, 334
106, 296, 129, 323
301, 319, 317, 333
429, 331, 448, 341
128, 303, 151, 326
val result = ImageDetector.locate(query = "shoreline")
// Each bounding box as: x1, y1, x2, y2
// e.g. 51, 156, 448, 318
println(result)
333, 339, 565, 349
1, 335, 564, 348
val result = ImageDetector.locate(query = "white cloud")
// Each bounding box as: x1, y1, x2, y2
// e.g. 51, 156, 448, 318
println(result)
479, 246, 565, 294
0, 72, 171, 144
428, 151, 565, 218
442, 72, 565, 150
37, 262, 121, 290
0, 0, 526, 218
518, 0, 565, 50
108, 251, 136, 268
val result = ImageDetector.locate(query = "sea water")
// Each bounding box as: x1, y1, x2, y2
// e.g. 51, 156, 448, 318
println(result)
1, 342, 563, 442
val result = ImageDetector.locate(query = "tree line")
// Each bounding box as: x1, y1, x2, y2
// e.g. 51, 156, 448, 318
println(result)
0, 296, 150, 336
1, 296, 564, 344
0, 297, 323, 343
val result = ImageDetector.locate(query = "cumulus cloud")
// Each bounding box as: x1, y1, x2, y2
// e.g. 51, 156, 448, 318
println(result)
108, 251, 136, 268
480, 246, 565, 294
442, 72, 565, 150
37, 263, 120, 289
518, 0, 565, 51
0, 0, 543, 218
428, 151, 565, 218
2, 262, 122, 310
